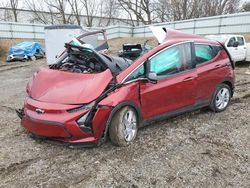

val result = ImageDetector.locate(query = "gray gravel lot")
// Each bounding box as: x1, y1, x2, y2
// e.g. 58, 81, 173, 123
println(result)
0, 60, 249, 188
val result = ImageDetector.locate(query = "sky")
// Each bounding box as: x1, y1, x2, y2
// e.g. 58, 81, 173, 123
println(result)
1, 0, 249, 9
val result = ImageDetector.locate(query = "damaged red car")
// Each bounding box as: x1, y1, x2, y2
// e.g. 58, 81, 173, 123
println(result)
17, 27, 235, 147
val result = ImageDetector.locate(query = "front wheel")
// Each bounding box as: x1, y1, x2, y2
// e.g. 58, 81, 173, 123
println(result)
109, 106, 138, 146
210, 84, 232, 112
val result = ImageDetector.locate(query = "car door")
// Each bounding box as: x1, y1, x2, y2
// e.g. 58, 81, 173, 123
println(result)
236, 36, 247, 61
227, 37, 239, 62
195, 43, 225, 102
139, 42, 197, 119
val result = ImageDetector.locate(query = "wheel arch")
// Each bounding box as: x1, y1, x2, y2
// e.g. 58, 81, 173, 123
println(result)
221, 79, 234, 97
209, 78, 234, 107
106, 101, 143, 127
100, 101, 143, 144
209, 79, 233, 112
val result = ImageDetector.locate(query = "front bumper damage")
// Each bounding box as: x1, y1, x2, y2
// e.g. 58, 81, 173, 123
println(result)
17, 97, 112, 146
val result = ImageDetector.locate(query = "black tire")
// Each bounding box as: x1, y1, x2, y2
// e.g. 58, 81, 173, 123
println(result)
109, 106, 138, 146
209, 83, 232, 112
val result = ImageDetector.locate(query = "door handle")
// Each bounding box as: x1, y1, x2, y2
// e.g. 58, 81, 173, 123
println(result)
183, 77, 194, 82
215, 64, 222, 68
244, 47, 247, 49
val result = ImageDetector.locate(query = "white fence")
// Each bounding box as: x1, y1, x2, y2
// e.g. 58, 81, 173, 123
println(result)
0, 22, 45, 39
0, 12, 250, 40
132, 12, 250, 38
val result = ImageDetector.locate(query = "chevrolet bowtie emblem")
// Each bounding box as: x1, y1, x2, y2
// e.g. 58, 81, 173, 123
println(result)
35, 108, 45, 114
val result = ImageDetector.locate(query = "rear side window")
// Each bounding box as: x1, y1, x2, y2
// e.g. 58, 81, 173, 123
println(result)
237, 37, 244, 46
195, 44, 218, 65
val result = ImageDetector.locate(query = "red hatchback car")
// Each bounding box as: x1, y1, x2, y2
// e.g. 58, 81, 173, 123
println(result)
17, 28, 235, 147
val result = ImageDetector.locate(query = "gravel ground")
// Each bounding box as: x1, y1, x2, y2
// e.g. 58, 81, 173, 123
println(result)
0, 59, 249, 188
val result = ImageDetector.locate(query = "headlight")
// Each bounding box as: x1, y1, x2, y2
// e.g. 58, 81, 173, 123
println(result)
76, 112, 92, 132
67, 101, 95, 113
77, 112, 89, 125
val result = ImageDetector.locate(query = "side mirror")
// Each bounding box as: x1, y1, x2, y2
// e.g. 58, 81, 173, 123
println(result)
233, 41, 239, 47
147, 72, 158, 83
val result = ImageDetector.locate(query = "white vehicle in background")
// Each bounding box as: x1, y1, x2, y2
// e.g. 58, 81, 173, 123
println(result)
206, 35, 250, 63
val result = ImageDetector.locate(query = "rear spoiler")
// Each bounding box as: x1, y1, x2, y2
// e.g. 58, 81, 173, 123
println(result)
217, 41, 235, 69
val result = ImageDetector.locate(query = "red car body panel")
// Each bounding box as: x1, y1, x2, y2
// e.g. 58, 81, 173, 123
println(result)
28, 68, 112, 104
196, 50, 234, 102
22, 116, 71, 138
98, 82, 140, 108
139, 69, 197, 119
19, 28, 235, 146
22, 97, 91, 137
21, 97, 113, 144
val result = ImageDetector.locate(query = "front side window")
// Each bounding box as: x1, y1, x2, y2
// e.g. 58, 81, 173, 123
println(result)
227, 37, 236, 47
124, 64, 145, 82
148, 45, 184, 78
237, 37, 244, 46
195, 44, 217, 65
124, 42, 193, 82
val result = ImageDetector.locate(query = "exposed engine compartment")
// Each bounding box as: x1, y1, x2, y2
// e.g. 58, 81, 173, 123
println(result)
51, 45, 107, 74
50, 42, 132, 76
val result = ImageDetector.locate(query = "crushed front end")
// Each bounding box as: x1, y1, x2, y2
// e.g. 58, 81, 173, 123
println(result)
20, 97, 112, 145
17, 31, 131, 146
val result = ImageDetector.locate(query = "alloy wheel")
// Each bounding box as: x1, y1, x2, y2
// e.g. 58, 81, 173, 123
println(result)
122, 109, 137, 142
215, 87, 230, 110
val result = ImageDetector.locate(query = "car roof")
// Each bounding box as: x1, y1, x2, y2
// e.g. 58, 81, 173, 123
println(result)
160, 28, 220, 46
150, 26, 204, 42
150, 27, 219, 45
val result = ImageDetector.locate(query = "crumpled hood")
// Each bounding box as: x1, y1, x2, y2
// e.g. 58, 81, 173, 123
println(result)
28, 68, 113, 104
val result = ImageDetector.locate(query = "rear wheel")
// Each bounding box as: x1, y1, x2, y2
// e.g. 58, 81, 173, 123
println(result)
210, 84, 232, 112
109, 106, 138, 146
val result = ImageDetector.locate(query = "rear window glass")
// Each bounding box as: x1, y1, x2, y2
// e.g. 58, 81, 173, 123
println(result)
195, 44, 218, 65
